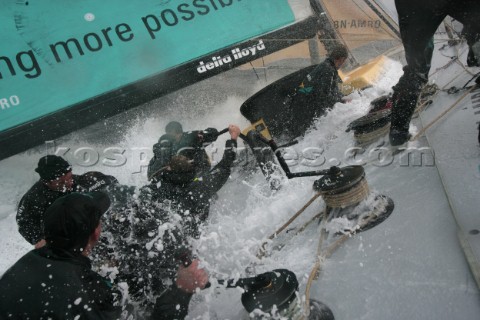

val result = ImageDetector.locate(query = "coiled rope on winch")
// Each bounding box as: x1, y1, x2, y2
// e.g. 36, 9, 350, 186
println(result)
251, 165, 393, 319
257, 166, 371, 259
314, 166, 370, 208
349, 79, 476, 146
349, 81, 438, 146
353, 123, 390, 146
318, 177, 370, 208
346, 101, 393, 146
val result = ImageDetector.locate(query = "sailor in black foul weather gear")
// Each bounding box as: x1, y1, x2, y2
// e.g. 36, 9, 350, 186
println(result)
94, 181, 209, 319
148, 121, 220, 180
16, 155, 118, 247
1, 192, 126, 320
16, 155, 75, 246
147, 124, 239, 239
389, 0, 480, 146
289, 44, 349, 136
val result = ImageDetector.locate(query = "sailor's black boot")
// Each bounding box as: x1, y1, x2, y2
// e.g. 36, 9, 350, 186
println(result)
389, 129, 411, 147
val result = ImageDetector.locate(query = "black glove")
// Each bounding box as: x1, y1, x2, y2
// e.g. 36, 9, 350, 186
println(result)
201, 127, 219, 143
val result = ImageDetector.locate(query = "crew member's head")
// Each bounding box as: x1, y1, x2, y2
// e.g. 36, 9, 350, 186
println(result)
76, 171, 119, 192
328, 44, 348, 69
35, 155, 74, 192
43, 192, 111, 255
152, 155, 195, 186
165, 121, 184, 142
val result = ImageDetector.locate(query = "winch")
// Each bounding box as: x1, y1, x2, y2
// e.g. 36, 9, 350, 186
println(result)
313, 166, 369, 208
213, 269, 334, 320
313, 165, 394, 231
346, 96, 392, 146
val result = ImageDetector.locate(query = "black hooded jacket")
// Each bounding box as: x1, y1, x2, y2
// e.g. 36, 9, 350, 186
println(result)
16, 175, 82, 245
147, 139, 237, 238
91, 140, 235, 317
16, 172, 118, 245
148, 128, 219, 180
297, 57, 344, 109
0, 246, 123, 319
91, 182, 193, 316
290, 57, 344, 135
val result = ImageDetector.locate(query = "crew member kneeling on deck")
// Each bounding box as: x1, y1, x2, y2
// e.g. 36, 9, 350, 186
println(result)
16, 155, 118, 248
0, 192, 127, 319
148, 121, 220, 180
290, 43, 349, 136
147, 124, 240, 239
96, 180, 209, 319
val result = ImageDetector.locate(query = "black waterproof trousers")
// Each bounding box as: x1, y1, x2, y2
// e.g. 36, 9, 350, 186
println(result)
391, 0, 480, 133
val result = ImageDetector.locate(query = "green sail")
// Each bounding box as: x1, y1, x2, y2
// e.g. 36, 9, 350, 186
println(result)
0, 0, 295, 133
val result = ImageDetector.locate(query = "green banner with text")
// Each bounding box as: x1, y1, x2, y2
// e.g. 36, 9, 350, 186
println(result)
0, 0, 294, 132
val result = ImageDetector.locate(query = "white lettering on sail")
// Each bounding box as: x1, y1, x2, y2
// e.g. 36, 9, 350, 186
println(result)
0, 95, 20, 110
333, 20, 381, 29
197, 40, 266, 74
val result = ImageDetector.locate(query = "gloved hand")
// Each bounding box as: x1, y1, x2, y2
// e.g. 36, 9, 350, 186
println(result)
201, 127, 219, 143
